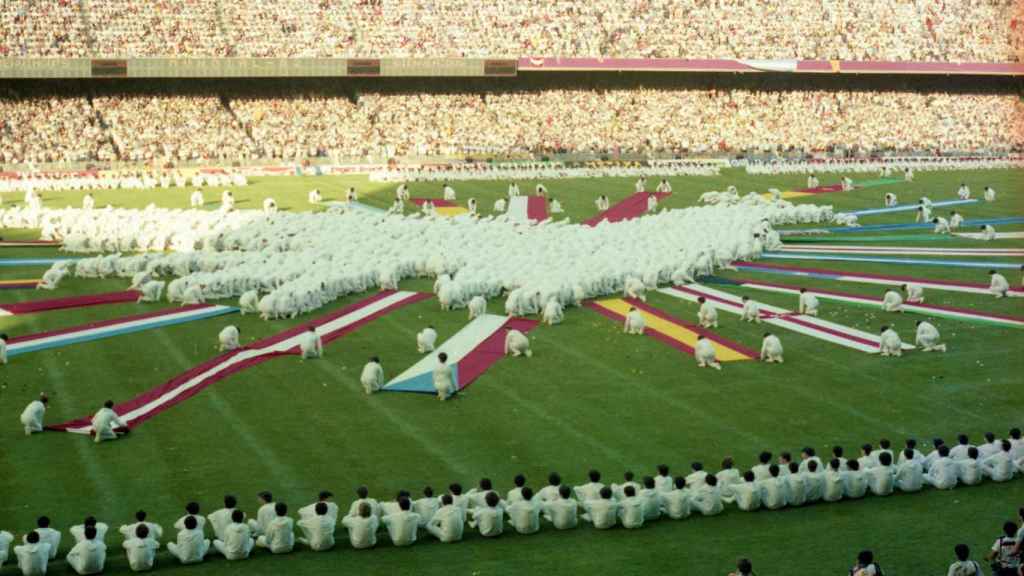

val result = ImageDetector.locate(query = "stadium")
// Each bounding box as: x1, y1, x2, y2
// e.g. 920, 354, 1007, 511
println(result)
1, 2, 1023, 575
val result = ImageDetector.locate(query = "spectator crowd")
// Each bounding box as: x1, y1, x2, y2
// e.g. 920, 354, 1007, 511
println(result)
1, 89, 1020, 165
0, 0, 1020, 62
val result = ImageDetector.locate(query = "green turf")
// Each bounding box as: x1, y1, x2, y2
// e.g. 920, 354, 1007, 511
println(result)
1, 168, 1022, 576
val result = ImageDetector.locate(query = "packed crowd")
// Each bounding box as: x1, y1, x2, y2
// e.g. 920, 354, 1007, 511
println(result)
0, 0, 1020, 61
91, 95, 258, 163
3, 426, 1022, 574
0, 89, 1020, 165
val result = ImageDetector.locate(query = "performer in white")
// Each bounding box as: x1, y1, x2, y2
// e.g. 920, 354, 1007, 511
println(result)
417, 326, 438, 353
218, 325, 240, 351
760, 333, 784, 363
694, 336, 721, 370
878, 326, 904, 357
255, 504, 294, 554
914, 321, 947, 352
798, 289, 819, 316
504, 329, 532, 357
623, 307, 646, 335
167, 515, 209, 565
433, 353, 456, 401
20, 393, 48, 436
902, 283, 924, 303
213, 511, 254, 561
646, 194, 659, 213
981, 224, 997, 241
984, 186, 996, 202
881, 289, 903, 312
307, 189, 322, 205
190, 190, 204, 208
542, 299, 564, 325
624, 277, 647, 302
989, 270, 1010, 298
468, 296, 486, 319
360, 357, 384, 394
297, 503, 336, 552
262, 198, 277, 215
740, 296, 761, 323
299, 327, 323, 359
697, 297, 719, 328
656, 179, 672, 194
883, 192, 897, 207
931, 217, 950, 235
91, 400, 128, 443
949, 211, 964, 229
956, 183, 971, 200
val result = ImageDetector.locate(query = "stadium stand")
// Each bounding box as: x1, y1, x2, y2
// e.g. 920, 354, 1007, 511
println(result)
0, 0, 1020, 62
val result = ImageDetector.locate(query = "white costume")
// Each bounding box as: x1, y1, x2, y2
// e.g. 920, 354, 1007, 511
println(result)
881, 290, 903, 312
66, 538, 106, 575
299, 330, 323, 359
307, 189, 322, 205
914, 321, 946, 352
932, 217, 950, 234
433, 360, 456, 400
697, 300, 718, 328
504, 330, 532, 357
167, 525, 209, 565
360, 360, 384, 394
990, 272, 1010, 297
760, 334, 784, 363
984, 186, 996, 202
623, 309, 645, 335
213, 523, 254, 561
741, 298, 761, 323
297, 513, 336, 552
122, 536, 159, 572
879, 327, 903, 357
798, 292, 819, 316
624, 277, 646, 302
190, 190, 204, 208
982, 225, 997, 241
239, 290, 259, 314
542, 299, 564, 325
904, 283, 924, 303
91, 407, 127, 443
417, 327, 438, 353
468, 296, 487, 319
694, 337, 721, 370
20, 398, 46, 435
218, 325, 240, 351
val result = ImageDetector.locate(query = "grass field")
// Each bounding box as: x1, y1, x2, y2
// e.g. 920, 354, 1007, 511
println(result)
1, 167, 1022, 576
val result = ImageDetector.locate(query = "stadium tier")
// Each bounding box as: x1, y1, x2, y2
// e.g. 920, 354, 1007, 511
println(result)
1, 88, 1021, 165
0, 0, 1021, 63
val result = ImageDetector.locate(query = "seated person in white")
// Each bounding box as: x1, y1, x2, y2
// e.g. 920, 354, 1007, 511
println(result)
417, 326, 438, 353
360, 357, 384, 394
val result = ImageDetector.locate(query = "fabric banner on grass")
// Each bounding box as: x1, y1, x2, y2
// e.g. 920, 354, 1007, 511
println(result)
783, 234, 955, 244
782, 216, 1024, 235
7, 304, 238, 358
383, 314, 539, 394
588, 298, 756, 361
955, 231, 1024, 240
0, 290, 140, 316
774, 245, 1024, 257
733, 262, 1024, 297
584, 192, 669, 226
507, 196, 549, 222
660, 285, 913, 353
760, 252, 1022, 269
845, 199, 977, 217
728, 278, 1024, 329
47, 290, 430, 433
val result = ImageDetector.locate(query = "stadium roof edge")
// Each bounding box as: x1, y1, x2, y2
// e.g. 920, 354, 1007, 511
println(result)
0, 57, 1021, 79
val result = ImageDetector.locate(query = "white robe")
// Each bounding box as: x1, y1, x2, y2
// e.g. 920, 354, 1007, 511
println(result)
299, 331, 323, 359
239, 290, 259, 314
990, 273, 1009, 297
904, 283, 924, 303
360, 361, 384, 394
218, 326, 240, 351
694, 339, 721, 369
760, 335, 784, 363
91, 407, 127, 442
468, 296, 486, 319
542, 300, 564, 325
20, 400, 46, 435
698, 301, 719, 328
432, 362, 455, 400
504, 330, 532, 357
624, 311, 645, 335
915, 321, 946, 352
879, 328, 903, 357
741, 299, 761, 323
190, 191, 204, 208
798, 292, 819, 316
882, 290, 903, 312
417, 328, 438, 353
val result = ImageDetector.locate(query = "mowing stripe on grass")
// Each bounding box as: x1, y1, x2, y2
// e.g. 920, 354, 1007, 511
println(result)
733, 262, 1024, 297
775, 245, 1024, 257
845, 199, 977, 217
0, 257, 80, 267
587, 298, 756, 362
727, 278, 1024, 329
760, 252, 1022, 269
781, 216, 1024, 235
660, 285, 913, 353
48, 290, 430, 433
7, 304, 238, 357
0, 290, 140, 316
383, 314, 539, 394
584, 192, 670, 226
